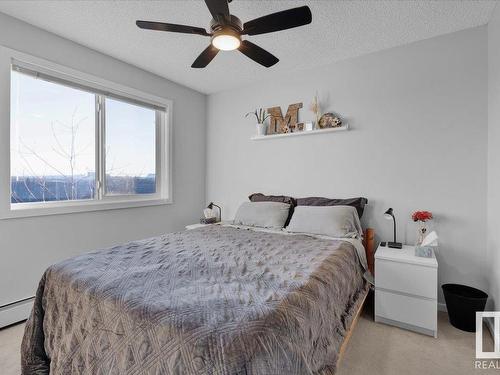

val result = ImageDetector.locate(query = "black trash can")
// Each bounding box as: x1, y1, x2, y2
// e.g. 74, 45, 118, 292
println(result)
442, 284, 488, 332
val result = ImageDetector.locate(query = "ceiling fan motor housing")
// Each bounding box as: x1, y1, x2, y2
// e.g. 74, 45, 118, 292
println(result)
210, 15, 242, 33
210, 15, 242, 50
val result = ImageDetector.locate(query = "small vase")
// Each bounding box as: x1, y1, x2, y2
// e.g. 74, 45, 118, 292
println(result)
256, 123, 266, 136
416, 222, 427, 245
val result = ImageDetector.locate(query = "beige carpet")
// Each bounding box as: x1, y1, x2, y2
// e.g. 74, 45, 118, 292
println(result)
337, 298, 497, 375
0, 322, 24, 375
0, 304, 496, 374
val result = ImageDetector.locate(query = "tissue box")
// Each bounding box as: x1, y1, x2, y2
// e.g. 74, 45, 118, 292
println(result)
200, 217, 217, 224
415, 246, 434, 258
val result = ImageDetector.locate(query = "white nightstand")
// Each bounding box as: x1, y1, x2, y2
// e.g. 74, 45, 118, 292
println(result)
185, 223, 213, 230
375, 244, 438, 337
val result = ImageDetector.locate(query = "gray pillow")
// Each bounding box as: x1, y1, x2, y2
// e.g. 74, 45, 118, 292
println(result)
295, 196, 368, 218
233, 202, 291, 228
286, 205, 363, 238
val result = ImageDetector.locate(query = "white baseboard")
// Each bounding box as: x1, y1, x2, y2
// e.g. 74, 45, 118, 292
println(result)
0, 297, 33, 328
438, 302, 448, 312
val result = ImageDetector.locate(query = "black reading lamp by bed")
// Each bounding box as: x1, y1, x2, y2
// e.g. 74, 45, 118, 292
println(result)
207, 202, 222, 223
384, 208, 403, 249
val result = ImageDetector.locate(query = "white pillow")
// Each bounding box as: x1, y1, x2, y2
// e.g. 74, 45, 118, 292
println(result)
233, 202, 290, 228
286, 205, 363, 238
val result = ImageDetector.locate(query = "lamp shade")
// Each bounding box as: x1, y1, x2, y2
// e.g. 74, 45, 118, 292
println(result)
384, 208, 394, 220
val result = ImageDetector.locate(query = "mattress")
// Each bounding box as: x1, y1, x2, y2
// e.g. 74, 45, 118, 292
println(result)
21, 225, 366, 374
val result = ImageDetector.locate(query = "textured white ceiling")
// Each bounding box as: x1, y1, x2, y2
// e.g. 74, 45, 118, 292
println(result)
0, 0, 496, 94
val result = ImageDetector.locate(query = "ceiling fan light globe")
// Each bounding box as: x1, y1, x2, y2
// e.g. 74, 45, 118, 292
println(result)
212, 34, 241, 51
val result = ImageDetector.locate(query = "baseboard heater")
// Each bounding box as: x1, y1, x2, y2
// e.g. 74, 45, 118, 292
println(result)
0, 296, 34, 328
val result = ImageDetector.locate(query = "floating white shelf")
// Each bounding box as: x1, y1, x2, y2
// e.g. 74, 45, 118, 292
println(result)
250, 124, 349, 141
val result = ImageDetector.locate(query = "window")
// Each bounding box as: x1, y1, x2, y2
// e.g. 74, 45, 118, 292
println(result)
11, 69, 96, 203
104, 98, 156, 196
9, 63, 170, 216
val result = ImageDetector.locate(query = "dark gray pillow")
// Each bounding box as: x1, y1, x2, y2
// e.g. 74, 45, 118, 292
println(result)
295, 196, 368, 218
234, 202, 291, 229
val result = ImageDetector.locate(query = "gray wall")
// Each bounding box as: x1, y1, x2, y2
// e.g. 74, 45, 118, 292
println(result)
207, 27, 488, 304
488, 4, 500, 311
0, 13, 206, 307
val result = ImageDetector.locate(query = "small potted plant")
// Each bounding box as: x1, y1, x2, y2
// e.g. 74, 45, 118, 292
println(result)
246, 108, 270, 136
412, 210, 433, 245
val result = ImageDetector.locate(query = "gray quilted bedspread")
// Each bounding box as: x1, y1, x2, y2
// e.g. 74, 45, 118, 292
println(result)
21, 225, 366, 375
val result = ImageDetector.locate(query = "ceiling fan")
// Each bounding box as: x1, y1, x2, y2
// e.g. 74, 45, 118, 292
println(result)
136, 0, 312, 68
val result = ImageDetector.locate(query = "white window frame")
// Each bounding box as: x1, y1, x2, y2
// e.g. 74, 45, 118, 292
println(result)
2, 56, 172, 219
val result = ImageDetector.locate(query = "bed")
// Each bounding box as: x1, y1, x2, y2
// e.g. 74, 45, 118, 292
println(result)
21, 224, 372, 374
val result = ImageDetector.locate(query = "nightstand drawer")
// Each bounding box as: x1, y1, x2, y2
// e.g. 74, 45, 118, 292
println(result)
376, 259, 437, 299
375, 289, 437, 332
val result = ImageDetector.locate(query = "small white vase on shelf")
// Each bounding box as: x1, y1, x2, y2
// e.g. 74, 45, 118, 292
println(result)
256, 123, 266, 136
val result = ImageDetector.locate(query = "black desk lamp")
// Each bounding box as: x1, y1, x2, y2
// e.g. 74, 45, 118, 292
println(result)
384, 208, 402, 249
207, 202, 222, 223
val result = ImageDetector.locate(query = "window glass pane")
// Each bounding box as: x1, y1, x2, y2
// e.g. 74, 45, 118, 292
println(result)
105, 98, 156, 195
10, 71, 96, 204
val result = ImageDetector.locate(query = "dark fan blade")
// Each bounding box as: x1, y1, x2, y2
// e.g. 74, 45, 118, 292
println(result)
242, 6, 312, 36
191, 45, 219, 68
204, 0, 230, 23
238, 40, 279, 68
136, 20, 210, 36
